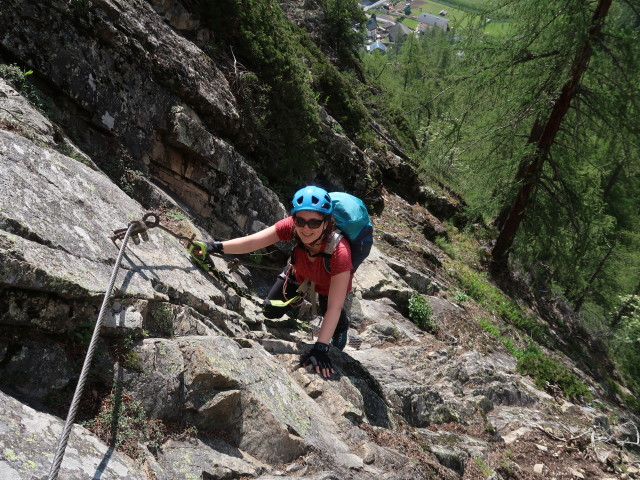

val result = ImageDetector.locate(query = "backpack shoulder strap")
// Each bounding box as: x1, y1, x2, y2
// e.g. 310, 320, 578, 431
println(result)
322, 231, 343, 273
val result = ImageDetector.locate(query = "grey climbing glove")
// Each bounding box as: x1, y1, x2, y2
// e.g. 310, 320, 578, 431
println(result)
301, 342, 333, 378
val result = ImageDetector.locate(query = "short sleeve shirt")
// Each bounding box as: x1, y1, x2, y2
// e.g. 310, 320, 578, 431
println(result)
275, 216, 353, 296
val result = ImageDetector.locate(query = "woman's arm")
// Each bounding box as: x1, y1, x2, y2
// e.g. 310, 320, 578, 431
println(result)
316, 270, 351, 345
221, 225, 280, 254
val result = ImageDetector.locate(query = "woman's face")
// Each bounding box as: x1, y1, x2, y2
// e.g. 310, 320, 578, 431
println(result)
293, 210, 326, 245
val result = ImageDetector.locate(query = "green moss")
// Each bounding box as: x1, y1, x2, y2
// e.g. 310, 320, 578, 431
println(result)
123, 350, 143, 372
3, 448, 17, 461
150, 303, 174, 337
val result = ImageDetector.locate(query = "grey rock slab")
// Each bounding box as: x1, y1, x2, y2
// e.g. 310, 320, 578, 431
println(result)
358, 297, 423, 345
0, 341, 76, 401
159, 438, 266, 480
175, 336, 353, 462
0, 390, 146, 480
122, 335, 360, 466
353, 247, 413, 302
0, 78, 57, 147
0, 129, 228, 324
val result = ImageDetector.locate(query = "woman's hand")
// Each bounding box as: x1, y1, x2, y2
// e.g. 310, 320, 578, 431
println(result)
301, 342, 334, 378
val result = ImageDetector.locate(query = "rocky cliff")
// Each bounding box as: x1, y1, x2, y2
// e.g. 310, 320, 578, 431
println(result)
1, 1, 639, 480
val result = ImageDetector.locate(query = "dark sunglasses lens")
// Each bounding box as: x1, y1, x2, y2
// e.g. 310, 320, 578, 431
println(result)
294, 217, 324, 229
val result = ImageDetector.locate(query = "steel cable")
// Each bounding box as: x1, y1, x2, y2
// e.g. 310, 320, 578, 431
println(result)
48, 222, 135, 480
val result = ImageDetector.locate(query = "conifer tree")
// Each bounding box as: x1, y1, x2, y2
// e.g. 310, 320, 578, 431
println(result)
490, 0, 614, 267
439, 0, 640, 310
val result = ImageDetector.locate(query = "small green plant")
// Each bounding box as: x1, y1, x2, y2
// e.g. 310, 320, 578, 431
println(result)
121, 329, 145, 351
474, 457, 494, 477
165, 208, 189, 222
331, 122, 345, 134
478, 317, 500, 337
408, 293, 435, 331
453, 289, 470, 304
0, 63, 32, 88
435, 236, 455, 258
83, 386, 165, 459
120, 168, 145, 197
0, 63, 46, 110
101, 157, 146, 198
72, 321, 95, 346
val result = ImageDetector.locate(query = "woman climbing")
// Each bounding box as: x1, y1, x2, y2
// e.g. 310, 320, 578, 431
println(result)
201, 186, 353, 379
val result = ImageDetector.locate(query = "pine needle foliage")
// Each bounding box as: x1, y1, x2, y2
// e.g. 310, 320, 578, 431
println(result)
197, 0, 373, 191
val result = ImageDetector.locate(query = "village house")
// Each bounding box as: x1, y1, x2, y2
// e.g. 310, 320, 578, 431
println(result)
386, 22, 413, 42
366, 14, 379, 39
367, 40, 387, 52
416, 12, 450, 30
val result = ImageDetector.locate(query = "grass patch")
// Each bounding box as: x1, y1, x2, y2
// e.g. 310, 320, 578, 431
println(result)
401, 0, 512, 34
474, 456, 494, 477
441, 226, 590, 402
605, 378, 640, 412
482, 19, 512, 35
398, 16, 419, 29
478, 317, 591, 402
454, 264, 552, 347
434, 225, 482, 264
413, 0, 471, 18
516, 345, 592, 402
165, 208, 189, 222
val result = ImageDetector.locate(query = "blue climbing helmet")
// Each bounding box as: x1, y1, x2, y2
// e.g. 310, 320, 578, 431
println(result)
290, 186, 333, 215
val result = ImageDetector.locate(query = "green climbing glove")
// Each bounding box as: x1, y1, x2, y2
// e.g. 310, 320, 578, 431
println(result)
189, 240, 223, 271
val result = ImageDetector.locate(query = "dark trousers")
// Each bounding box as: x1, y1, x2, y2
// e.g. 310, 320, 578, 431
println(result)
262, 268, 349, 334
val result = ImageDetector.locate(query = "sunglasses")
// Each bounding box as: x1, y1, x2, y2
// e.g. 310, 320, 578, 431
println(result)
293, 216, 325, 229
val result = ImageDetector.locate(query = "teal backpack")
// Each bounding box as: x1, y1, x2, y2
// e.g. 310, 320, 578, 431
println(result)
321, 192, 373, 273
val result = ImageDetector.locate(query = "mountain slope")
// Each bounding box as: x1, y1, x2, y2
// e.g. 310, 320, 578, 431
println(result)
0, 1, 638, 479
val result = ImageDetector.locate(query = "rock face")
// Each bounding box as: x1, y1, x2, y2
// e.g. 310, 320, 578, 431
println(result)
0, 390, 148, 480
1, 2, 638, 480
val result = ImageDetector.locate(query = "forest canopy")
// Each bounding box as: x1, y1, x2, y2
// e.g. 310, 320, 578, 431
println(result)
362, 0, 639, 391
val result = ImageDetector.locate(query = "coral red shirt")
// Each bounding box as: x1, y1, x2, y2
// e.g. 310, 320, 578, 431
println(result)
275, 216, 353, 296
